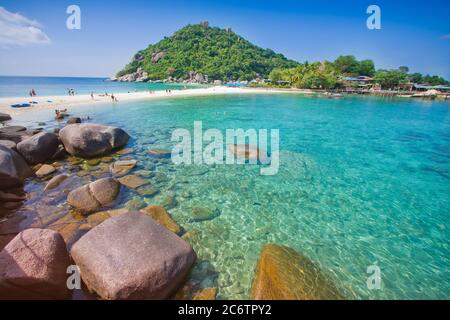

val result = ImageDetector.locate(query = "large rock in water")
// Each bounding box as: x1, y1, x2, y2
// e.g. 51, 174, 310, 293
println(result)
59, 123, 130, 158
0, 113, 11, 122
67, 177, 121, 213
251, 244, 344, 300
16, 132, 60, 165
70, 211, 196, 299
0, 229, 71, 299
0, 145, 33, 190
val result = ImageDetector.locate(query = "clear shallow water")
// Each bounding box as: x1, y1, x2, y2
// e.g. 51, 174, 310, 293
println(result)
6, 93, 450, 299
0, 76, 203, 97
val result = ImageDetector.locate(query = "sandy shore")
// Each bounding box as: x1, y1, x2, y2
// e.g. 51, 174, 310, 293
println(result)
0, 86, 310, 118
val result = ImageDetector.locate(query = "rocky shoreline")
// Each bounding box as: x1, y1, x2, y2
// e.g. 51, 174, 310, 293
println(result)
111, 67, 259, 86
0, 111, 344, 300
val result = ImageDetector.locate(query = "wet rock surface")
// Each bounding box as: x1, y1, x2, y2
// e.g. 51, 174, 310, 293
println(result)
0, 228, 71, 299
17, 132, 60, 165
70, 211, 196, 300
67, 178, 121, 213
59, 123, 130, 158
0, 145, 33, 190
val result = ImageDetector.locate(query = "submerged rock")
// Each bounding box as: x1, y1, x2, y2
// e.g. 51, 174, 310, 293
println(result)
148, 149, 172, 159
0, 145, 33, 190
136, 184, 159, 197
118, 174, 147, 189
125, 197, 147, 210
161, 193, 178, 209
116, 148, 134, 155
35, 164, 56, 177
44, 174, 68, 191
251, 244, 344, 300
0, 228, 71, 299
59, 123, 130, 158
190, 207, 220, 222
110, 159, 137, 176
48, 214, 81, 243
141, 205, 182, 235
70, 211, 196, 299
174, 281, 217, 300
228, 144, 267, 163
66, 117, 81, 125
86, 208, 128, 227
67, 177, 121, 213
86, 159, 101, 166
16, 132, 60, 165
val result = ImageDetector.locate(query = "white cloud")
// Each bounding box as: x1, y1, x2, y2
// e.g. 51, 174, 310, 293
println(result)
441, 34, 450, 40
0, 7, 51, 46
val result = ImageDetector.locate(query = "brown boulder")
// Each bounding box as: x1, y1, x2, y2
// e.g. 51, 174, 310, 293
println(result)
67, 178, 121, 213
70, 211, 196, 299
0, 145, 33, 190
251, 244, 344, 300
0, 140, 16, 149
16, 132, 60, 165
0, 229, 71, 299
0, 113, 11, 122
59, 123, 129, 158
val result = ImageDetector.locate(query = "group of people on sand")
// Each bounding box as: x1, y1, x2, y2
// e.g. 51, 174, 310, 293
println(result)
67, 88, 76, 96
29, 89, 37, 97
165, 89, 172, 94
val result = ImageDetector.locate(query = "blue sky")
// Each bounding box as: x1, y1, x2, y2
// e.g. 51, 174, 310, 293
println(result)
0, 0, 449, 78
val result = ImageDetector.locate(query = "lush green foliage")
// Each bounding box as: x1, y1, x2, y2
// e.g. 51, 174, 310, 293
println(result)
373, 70, 408, 89
269, 58, 449, 90
333, 55, 376, 77
118, 24, 449, 89
269, 61, 341, 89
117, 24, 298, 81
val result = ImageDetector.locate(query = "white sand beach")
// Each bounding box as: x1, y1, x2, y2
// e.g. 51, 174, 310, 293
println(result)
0, 86, 311, 118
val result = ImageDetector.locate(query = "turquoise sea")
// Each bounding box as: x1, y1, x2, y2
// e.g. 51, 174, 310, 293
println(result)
0, 76, 201, 97
4, 85, 450, 299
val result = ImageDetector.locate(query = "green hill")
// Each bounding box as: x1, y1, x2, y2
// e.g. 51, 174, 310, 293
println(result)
116, 22, 298, 82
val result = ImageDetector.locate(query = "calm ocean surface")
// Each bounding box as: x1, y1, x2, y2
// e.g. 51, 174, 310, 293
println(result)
0, 76, 201, 97
3, 77, 450, 299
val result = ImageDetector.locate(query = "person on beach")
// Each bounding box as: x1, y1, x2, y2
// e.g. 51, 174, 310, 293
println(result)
55, 108, 67, 120
31, 89, 36, 97
91, 92, 94, 100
